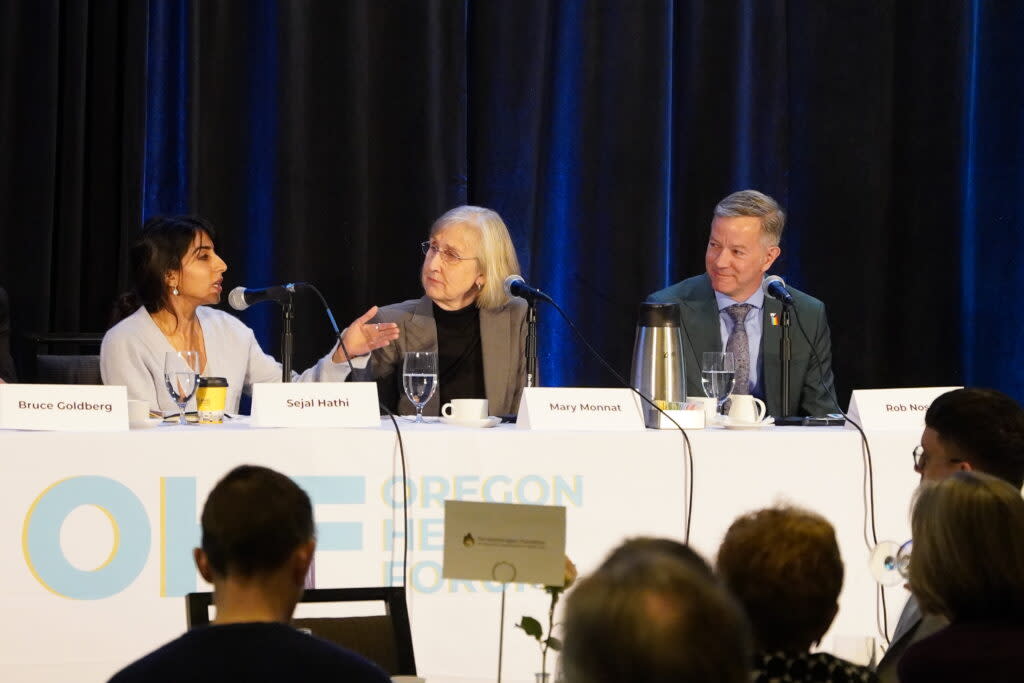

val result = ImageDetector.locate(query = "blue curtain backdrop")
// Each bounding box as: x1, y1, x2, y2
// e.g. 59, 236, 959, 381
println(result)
1, 0, 1022, 404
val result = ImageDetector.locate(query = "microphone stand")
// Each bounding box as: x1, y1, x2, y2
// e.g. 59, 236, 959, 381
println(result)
281, 293, 295, 382
525, 300, 539, 387
780, 304, 792, 416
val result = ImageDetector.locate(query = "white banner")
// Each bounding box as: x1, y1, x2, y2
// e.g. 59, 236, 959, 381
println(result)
0, 422, 921, 682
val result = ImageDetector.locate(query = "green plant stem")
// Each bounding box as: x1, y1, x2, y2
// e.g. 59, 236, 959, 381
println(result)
541, 590, 560, 676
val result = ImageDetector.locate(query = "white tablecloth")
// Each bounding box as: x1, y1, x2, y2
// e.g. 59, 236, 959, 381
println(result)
0, 420, 921, 682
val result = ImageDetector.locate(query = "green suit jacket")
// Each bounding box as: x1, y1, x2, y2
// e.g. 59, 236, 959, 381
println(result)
647, 274, 837, 417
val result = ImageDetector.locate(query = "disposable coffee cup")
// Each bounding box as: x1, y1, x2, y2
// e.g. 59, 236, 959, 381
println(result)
196, 377, 228, 424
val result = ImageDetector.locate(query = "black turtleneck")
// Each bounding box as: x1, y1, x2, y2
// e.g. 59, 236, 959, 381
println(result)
433, 302, 486, 406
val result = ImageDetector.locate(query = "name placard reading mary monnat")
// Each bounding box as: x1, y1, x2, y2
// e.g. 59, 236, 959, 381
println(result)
516, 387, 644, 431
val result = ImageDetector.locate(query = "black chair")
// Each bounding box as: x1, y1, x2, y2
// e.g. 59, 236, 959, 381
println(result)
17, 332, 104, 384
185, 586, 416, 676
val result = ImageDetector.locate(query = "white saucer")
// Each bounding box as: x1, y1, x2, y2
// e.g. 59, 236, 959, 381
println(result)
130, 418, 163, 430
720, 416, 775, 430
440, 416, 502, 428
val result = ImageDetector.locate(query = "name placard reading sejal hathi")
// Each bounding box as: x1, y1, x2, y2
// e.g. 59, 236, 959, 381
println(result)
516, 387, 645, 431
0, 384, 128, 431
250, 382, 380, 428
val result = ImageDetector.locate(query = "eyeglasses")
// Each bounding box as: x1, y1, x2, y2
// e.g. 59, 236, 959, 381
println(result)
420, 240, 477, 266
911, 445, 963, 471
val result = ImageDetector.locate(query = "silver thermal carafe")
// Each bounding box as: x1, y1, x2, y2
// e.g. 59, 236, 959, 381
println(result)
630, 301, 686, 427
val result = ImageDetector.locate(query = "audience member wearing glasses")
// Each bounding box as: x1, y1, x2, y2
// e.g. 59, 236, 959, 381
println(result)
561, 537, 752, 683
717, 505, 877, 683
363, 205, 527, 416
100, 215, 397, 413
897, 471, 1024, 683
876, 387, 1024, 683
108, 465, 390, 683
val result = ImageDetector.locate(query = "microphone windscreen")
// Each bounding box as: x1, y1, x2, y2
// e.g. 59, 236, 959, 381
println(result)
227, 286, 249, 311
503, 274, 525, 297
762, 275, 786, 295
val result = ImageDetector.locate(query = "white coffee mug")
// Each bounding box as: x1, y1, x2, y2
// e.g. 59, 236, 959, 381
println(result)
687, 396, 719, 422
727, 394, 766, 424
441, 398, 489, 421
127, 399, 151, 427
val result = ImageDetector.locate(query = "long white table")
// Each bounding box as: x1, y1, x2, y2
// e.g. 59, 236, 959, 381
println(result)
0, 420, 921, 682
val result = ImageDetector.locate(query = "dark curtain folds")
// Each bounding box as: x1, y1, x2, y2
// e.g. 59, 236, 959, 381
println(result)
2, 0, 1023, 404
0, 0, 146, 336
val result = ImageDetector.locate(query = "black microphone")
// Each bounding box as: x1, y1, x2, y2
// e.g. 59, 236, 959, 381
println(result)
228, 283, 308, 311
762, 275, 795, 306
503, 275, 553, 304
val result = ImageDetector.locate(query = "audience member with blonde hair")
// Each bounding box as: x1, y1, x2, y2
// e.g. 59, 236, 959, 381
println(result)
717, 505, 876, 683
897, 471, 1024, 682
366, 205, 528, 415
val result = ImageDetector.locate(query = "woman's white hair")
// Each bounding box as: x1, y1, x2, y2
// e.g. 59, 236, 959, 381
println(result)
429, 205, 522, 310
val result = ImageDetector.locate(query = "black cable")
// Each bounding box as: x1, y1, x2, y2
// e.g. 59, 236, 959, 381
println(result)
543, 298, 696, 544
306, 286, 410, 590
789, 304, 888, 644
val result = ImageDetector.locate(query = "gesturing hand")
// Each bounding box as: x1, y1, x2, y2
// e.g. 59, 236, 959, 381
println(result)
334, 306, 400, 361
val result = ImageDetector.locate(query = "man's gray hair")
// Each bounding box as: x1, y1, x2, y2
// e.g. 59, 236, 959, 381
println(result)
714, 190, 786, 247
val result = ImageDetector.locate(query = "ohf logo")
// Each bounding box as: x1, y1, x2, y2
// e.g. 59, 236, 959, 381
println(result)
21, 475, 365, 600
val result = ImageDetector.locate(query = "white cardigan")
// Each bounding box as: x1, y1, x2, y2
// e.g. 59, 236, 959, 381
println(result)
100, 306, 353, 413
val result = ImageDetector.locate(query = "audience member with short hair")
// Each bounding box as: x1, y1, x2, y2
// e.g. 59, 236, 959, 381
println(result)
598, 536, 715, 579
876, 387, 1024, 682
717, 505, 876, 683
897, 471, 1024, 682
561, 538, 752, 683
108, 465, 390, 683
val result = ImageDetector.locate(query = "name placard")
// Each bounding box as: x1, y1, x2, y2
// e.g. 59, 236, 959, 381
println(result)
0, 384, 128, 431
250, 382, 380, 428
516, 387, 645, 431
846, 386, 962, 430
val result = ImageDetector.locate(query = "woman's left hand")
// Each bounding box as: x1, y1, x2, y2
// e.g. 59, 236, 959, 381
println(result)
334, 306, 400, 361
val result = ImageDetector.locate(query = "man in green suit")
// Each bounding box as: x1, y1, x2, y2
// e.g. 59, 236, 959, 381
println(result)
647, 190, 836, 418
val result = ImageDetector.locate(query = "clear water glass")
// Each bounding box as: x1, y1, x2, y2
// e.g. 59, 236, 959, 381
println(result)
403, 351, 438, 423
701, 351, 736, 414
164, 350, 200, 425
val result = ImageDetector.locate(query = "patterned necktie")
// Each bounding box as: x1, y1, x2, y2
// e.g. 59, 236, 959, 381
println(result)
725, 304, 753, 395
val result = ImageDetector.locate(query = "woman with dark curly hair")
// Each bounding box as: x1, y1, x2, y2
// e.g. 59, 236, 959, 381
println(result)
717, 505, 876, 683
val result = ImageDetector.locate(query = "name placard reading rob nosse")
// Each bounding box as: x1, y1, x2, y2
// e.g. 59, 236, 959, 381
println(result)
0, 384, 128, 431
846, 386, 961, 430
250, 382, 380, 428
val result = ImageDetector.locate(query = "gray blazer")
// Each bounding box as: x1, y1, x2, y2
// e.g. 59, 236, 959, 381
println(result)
648, 274, 837, 418
875, 596, 948, 683
369, 295, 528, 416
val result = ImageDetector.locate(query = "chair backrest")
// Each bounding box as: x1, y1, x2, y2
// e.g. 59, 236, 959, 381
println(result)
185, 586, 416, 675
17, 333, 103, 384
